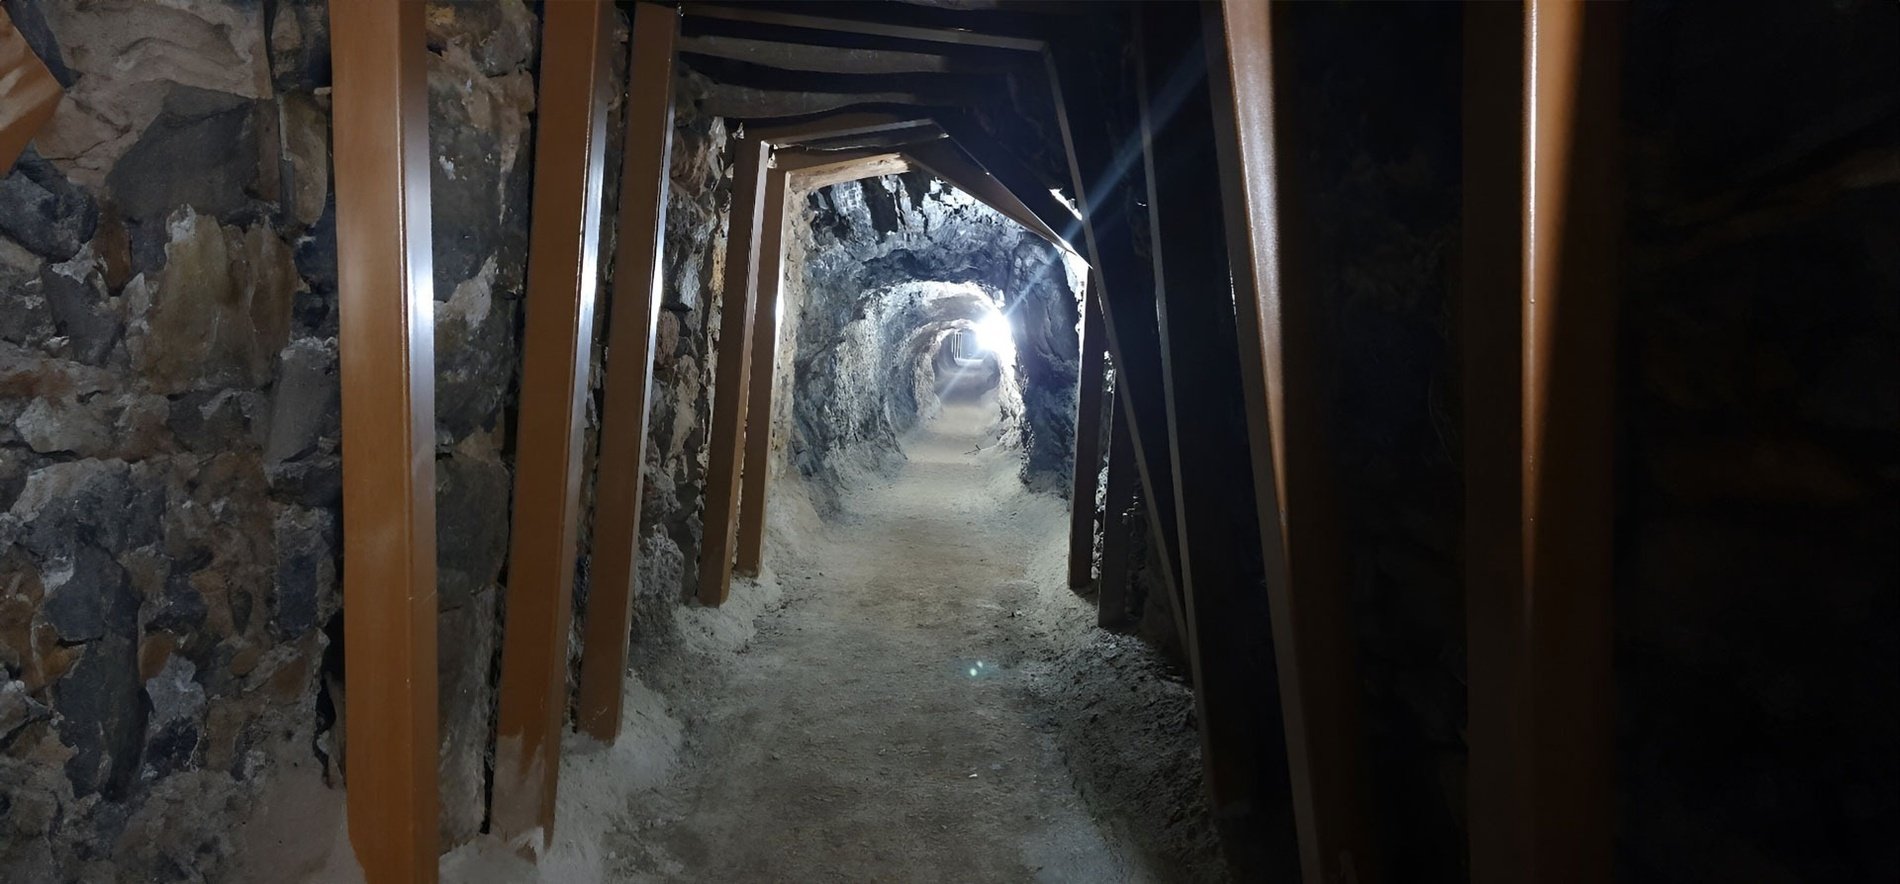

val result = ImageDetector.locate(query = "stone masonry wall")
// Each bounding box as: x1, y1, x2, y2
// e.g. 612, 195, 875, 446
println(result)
0, 0, 544, 875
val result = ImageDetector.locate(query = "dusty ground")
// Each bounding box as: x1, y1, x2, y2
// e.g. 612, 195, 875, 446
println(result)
606, 391, 1141, 882
267, 384, 1225, 883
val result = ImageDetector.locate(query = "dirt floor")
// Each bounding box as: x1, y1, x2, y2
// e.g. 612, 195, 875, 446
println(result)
271, 383, 1225, 883
602, 382, 1225, 883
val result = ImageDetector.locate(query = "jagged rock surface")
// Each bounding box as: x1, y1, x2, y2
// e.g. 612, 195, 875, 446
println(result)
782, 173, 1082, 502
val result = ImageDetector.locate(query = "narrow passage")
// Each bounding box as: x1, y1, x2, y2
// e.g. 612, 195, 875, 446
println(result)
617, 390, 1146, 882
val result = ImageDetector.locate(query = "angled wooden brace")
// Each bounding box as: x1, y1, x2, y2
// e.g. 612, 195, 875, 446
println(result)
490, 0, 615, 847
576, 0, 682, 744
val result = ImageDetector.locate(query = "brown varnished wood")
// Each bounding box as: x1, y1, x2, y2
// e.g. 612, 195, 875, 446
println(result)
734, 163, 790, 577
1463, 2, 1622, 879
1202, 1, 1378, 880
576, 0, 681, 744
490, 0, 614, 846
1067, 276, 1107, 589
329, 0, 438, 879
696, 135, 772, 606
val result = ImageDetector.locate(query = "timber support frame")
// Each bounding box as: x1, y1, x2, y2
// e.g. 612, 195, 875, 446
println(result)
490, 0, 615, 845
576, 0, 683, 743
696, 133, 772, 606
329, 0, 439, 879
1202, 1, 1379, 880
1463, 2, 1622, 880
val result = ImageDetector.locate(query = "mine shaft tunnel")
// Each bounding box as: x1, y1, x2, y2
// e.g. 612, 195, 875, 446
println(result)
4, 0, 1896, 882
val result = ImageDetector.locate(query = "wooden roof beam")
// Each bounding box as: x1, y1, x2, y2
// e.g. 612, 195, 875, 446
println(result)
683, 2, 1047, 53
902, 138, 1077, 255
747, 110, 936, 146
677, 32, 1014, 76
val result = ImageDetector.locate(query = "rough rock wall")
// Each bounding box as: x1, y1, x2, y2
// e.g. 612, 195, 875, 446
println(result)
780, 172, 1082, 504
1616, 2, 1900, 878
420, 0, 539, 848
0, 0, 336, 876
0, 0, 543, 873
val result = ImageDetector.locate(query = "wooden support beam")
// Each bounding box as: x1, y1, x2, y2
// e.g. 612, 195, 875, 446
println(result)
1095, 384, 1138, 628
930, 114, 1079, 239
1203, 2, 1377, 880
748, 111, 934, 146
699, 80, 978, 121
683, 2, 1048, 53
902, 139, 1078, 255
734, 163, 790, 577
1463, 2, 1622, 881
1137, 1, 1278, 830
329, 1, 438, 879
774, 147, 904, 175
798, 126, 947, 153
1067, 276, 1107, 589
697, 135, 772, 606
678, 32, 1011, 76
1041, 43, 1188, 639
576, 0, 680, 744
490, 0, 613, 846
793, 157, 911, 190
0, 5, 61, 175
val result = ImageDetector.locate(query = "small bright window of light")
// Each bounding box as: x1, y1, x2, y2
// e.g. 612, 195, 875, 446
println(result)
974, 311, 1014, 356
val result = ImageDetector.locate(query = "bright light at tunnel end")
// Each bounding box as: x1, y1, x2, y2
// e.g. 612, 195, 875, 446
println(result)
974, 311, 1015, 356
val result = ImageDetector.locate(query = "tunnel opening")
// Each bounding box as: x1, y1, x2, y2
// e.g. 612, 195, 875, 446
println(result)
773, 169, 1087, 516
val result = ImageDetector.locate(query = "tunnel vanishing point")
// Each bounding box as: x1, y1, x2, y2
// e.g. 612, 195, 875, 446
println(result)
1, 1, 1897, 882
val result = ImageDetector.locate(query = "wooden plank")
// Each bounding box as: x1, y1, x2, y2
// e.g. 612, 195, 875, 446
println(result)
793, 156, 911, 191
696, 135, 772, 606
698, 80, 979, 121
683, 2, 1048, 53
576, 0, 680, 744
678, 33, 1010, 76
798, 126, 947, 152
489, 0, 614, 847
734, 163, 789, 577
328, 1, 438, 879
1040, 44, 1189, 646
1095, 383, 1138, 628
1203, 1, 1376, 880
747, 110, 934, 146
1464, 2, 1622, 880
774, 147, 904, 175
0, 6, 61, 175
1137, 0, 1269, 823
1067, 276, 1107, 588
929, 114, 1081, 241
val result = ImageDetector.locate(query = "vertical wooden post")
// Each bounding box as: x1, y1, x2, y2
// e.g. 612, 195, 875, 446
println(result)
697, 135, 771, 606
576, 0, 680, 744
1067, 276, 1107, 589
330, 1, 438, 879
734, 165, 789, 577
1138, 0, 1277, 829
1041, 47, 1189, 638
1205, 1, 1378, 880
490, 0, 613, 846
1095, 387, 1138, 628
1464, 2, 1621, 880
